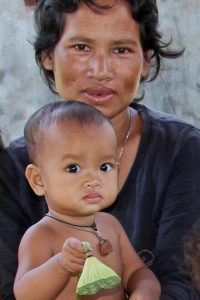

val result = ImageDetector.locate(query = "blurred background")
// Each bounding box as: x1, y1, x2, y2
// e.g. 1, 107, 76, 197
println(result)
0, 0, 200, 146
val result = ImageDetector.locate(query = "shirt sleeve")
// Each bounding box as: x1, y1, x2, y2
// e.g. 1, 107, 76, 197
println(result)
151, 126, 200, 299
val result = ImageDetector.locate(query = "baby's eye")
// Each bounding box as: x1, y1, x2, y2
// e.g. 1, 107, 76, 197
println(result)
66, 164, 81, 173
74, 44, 90, 51
100, 163, 113, 172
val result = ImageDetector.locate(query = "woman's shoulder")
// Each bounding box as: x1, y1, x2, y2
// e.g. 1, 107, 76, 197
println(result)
7, 136, 27, 154
0, 136, 28, 165
0, 136, 29, 180
134, 103, 200, 142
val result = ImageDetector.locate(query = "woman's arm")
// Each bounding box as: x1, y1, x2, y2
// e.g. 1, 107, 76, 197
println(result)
151, 126, 200, 299
0, 138, 47, 299
109, 214, 161, 300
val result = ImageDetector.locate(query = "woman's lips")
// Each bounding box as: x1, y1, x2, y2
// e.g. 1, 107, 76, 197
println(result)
83, 87, 115, 102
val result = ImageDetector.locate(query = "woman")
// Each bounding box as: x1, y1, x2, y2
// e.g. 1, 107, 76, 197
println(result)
0, 0, 200, 299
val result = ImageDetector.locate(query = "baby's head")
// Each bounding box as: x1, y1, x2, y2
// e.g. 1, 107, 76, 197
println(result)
24, 101, 118, 217
24, 100, 115, 163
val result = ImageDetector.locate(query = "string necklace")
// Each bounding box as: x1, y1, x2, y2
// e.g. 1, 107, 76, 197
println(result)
46, 213, 112, 256
117, 107, 133, 166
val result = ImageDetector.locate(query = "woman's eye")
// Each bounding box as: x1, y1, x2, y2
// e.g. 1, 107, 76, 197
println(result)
100, 163, 113, 172
114, 47, 130, 54
74, 44, 90, 51
66, 164, 81, 173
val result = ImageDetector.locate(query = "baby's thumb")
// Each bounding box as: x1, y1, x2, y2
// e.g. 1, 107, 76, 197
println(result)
64, 237, 84, 253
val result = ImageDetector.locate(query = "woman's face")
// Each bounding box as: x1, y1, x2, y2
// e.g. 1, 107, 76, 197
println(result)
43, 2, 149, 119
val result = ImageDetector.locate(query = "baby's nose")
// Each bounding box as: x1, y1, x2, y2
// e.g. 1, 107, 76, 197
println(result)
84, 179, 100, 189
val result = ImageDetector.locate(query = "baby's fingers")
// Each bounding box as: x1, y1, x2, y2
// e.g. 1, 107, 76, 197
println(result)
58, 237, 88, 273
63, 237, 86, 257
58, 252, 85, 274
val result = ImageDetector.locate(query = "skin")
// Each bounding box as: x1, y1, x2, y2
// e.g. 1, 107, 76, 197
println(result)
43, 2, 148, 119
14, 121, 161, 300
26, 120, 119, 226
42, 1, 149, 189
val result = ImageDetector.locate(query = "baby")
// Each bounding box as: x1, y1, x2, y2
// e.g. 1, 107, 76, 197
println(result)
14, 101, 161, 300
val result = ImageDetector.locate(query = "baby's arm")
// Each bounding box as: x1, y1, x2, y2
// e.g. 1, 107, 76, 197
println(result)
109, 214, 161, 300
14, 226, 86, 300
127, 268, 161, 300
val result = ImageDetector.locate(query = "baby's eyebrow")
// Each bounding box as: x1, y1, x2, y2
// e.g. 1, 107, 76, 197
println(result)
60, 154, 81, 162
60, 153, 117, 162
101, 154, 117, 161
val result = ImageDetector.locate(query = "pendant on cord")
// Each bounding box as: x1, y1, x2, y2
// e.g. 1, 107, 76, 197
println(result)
99, 238, 113, 256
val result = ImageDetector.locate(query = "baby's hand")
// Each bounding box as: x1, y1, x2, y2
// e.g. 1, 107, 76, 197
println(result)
58, 237, 87, 275
129, 287, 160, 300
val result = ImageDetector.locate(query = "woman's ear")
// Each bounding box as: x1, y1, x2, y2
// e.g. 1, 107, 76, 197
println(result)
25, 164, 45, 196
42, 52, 54, 70
142, 50, 151, 77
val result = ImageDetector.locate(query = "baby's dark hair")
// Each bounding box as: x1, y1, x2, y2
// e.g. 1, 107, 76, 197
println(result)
184, 220, 200, 292
24, 100, 112, 162
34, 0, 183, 93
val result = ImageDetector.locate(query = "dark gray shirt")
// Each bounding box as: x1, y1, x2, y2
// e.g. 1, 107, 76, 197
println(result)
1, 103, 200, 299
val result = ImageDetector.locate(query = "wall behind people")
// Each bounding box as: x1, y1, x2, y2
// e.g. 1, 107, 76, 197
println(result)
144, 0, 200, 124
0, 0, 199, 146
0, 0, 57, 146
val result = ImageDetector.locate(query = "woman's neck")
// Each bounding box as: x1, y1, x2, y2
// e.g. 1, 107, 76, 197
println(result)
110, 107, 138, 155
111, 106, 142, 191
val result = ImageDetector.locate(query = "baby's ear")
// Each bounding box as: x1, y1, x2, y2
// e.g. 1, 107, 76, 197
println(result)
25, 164, 45, 196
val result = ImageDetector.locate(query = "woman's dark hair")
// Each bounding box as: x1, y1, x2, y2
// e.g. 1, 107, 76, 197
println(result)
0, 132, 4, 152
184, 220, 200, 292
34, 0, 184, 93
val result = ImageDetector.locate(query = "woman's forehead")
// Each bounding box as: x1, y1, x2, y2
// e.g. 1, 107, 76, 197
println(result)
61, 1, 136, 36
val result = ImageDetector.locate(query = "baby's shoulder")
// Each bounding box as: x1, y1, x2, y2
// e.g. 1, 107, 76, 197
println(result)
21, 218, 54, 244
96, 212, 121, 229
96, 211, 115, 221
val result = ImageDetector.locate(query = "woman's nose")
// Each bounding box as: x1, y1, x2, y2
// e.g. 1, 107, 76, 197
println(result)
87, 53, 113, 81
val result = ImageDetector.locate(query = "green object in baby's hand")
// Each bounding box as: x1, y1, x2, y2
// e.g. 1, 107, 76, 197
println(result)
76, 241, 121, 296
